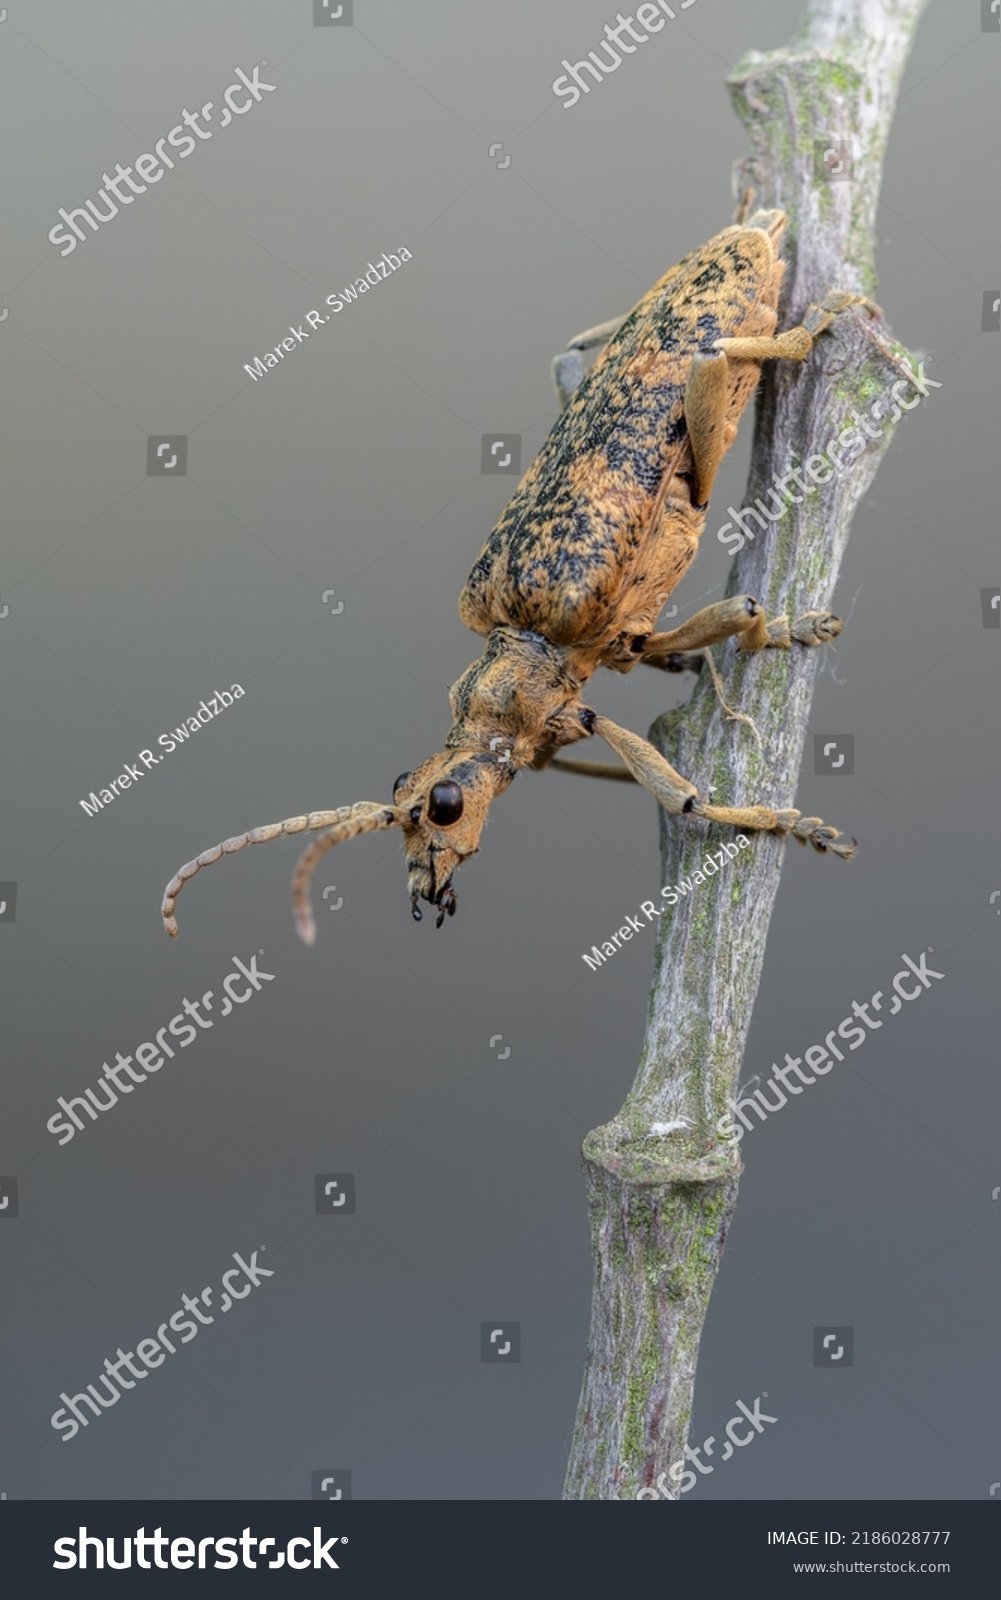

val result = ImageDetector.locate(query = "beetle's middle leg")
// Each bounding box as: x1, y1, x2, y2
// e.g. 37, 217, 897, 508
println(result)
636, 596, 841, 673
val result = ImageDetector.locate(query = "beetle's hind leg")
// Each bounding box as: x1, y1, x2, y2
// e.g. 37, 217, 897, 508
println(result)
713, 289, 881, 366
684, 352, 737, 508
682, 290, 879, 503
589, 713, 857, 860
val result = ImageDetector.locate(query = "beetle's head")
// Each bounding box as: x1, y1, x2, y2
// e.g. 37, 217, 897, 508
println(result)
160, 747, 515, 944
393, 751, 512, 927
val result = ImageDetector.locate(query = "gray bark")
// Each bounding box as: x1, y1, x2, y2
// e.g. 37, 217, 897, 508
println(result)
564, 0, 931, 1501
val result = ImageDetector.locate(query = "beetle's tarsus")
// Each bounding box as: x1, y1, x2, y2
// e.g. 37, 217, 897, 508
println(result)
769, 810, 857, 858
789, 610, 842, 646
803, 289, 883, 335
755, 609, 844, 651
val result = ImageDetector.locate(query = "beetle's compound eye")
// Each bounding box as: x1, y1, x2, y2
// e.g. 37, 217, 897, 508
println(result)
426, 780, 464, 827
393, 771, 411, 798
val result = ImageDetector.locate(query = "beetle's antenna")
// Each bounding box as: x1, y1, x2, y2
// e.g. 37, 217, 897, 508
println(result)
291, 805, 405, 945
161, 803, 401, 940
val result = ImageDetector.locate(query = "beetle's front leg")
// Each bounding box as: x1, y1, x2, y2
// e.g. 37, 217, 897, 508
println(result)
590, 713, 857, 859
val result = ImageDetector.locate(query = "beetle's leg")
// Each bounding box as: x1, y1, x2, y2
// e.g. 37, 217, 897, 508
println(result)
733, 187, 757, 224
638, 597, 841, 671
683, 353, 736, 507
713, 325, 814, 363
553, 314, 629, 407
713, 290, 880, 365
547, 756, 638, 782
639, 596, 773, 660
567, 316, 629, 351
769, 610, 844, 649
801, 289, 883, 335
530, 741, 636, 782
590, 713, 857, 859
642, 651, 705, 676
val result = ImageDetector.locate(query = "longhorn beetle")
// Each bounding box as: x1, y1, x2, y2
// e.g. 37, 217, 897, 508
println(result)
162, 204, 872, 944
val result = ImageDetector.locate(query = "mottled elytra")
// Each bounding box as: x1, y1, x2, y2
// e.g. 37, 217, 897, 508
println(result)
162, 204, 870, 945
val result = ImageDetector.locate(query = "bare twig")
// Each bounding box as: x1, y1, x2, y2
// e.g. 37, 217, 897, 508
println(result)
564, 0, 931, 1501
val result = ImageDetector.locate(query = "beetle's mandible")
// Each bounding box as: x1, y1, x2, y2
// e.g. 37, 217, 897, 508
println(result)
162, 206, 873, 943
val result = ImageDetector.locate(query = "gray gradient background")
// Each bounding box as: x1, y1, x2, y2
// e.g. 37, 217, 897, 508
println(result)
0, 0, 997, 1501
